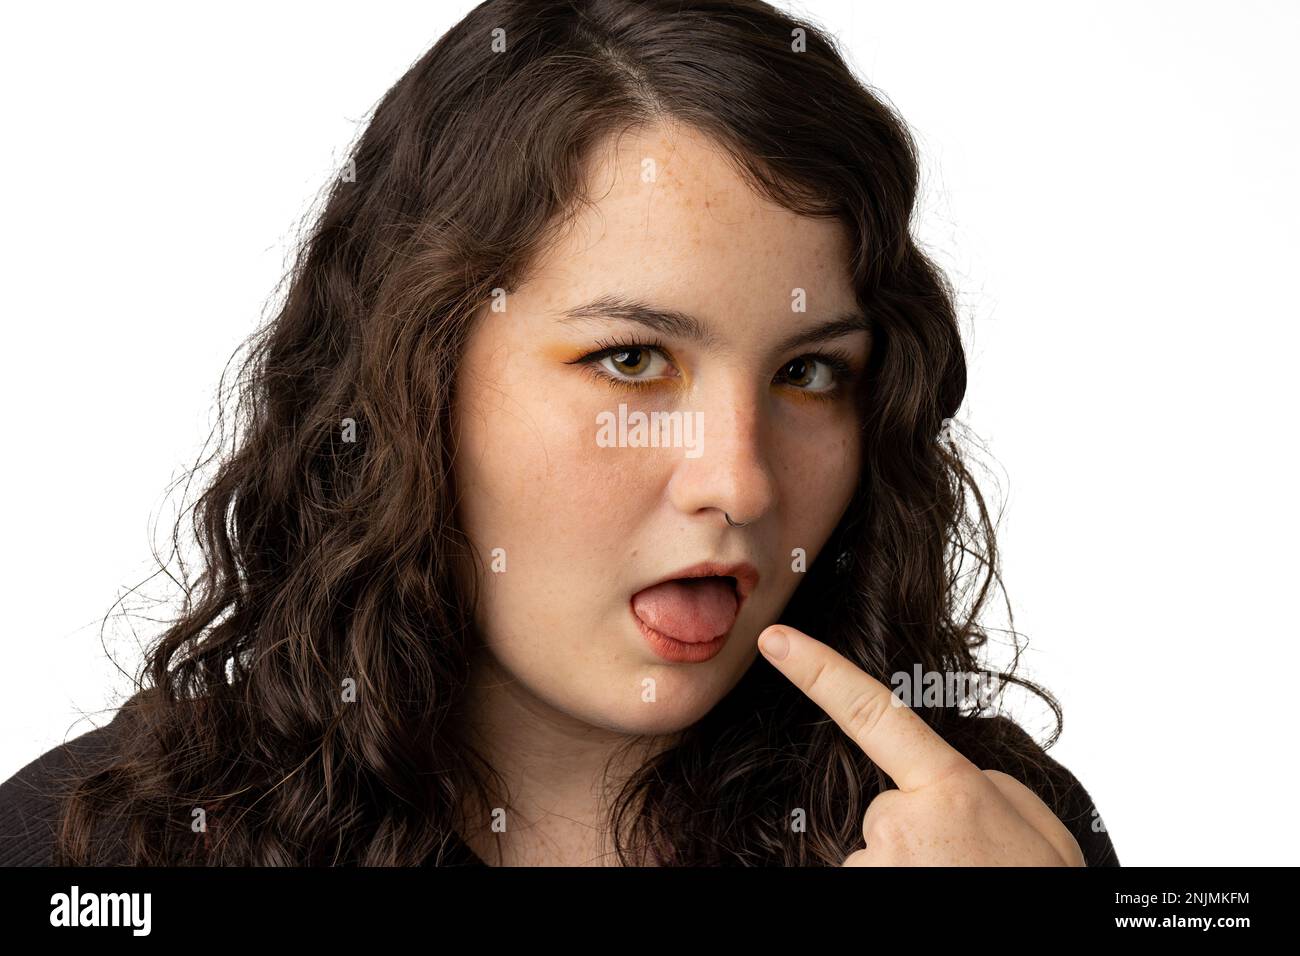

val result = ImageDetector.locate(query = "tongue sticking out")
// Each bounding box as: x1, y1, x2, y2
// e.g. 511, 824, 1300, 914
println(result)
631, 577, 739, 644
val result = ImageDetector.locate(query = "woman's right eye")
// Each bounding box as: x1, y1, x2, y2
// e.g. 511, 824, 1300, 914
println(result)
571, 338, 679, 388
596, 346, 672, 380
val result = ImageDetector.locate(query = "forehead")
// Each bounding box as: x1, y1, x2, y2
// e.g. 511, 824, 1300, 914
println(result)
519, 121, 858, 334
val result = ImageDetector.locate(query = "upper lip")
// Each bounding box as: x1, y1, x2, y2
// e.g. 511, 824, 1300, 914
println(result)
635, 560, 761, 610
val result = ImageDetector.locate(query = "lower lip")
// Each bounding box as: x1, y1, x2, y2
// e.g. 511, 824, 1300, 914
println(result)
631, 607, 731, 663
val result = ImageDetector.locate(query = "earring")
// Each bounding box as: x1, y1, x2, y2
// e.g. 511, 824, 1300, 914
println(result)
835, 550, 852, 574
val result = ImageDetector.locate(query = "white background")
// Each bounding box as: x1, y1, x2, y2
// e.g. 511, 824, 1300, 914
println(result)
1, 0, 1295, 865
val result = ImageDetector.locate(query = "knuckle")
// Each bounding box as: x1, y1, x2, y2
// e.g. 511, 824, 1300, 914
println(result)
936, 774, 985, 817
805, 659, 834, 701
865, 815, 911, 854
842, 686, 891, 741
861, 789, 902, 838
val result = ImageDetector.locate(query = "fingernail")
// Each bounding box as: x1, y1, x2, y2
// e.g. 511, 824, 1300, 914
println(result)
759, 628, 789, 661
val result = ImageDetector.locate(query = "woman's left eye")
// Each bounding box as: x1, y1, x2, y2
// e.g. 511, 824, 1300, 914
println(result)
775, 356, 837, 391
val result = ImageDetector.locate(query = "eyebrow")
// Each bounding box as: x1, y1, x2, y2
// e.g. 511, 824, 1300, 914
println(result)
558, 294, 872, 355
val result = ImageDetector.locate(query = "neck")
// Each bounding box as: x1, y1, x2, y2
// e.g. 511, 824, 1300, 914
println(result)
453, 648, 680, 866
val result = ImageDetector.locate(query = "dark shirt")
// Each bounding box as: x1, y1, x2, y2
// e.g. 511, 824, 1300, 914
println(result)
0, 707, 488, 867
0, 711, 126, 866
0, 707, 1117, 867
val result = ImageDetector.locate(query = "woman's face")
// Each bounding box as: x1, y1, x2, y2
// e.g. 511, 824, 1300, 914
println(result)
453, 121, 869, 736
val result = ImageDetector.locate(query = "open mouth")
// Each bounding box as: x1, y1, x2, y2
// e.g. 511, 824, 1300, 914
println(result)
630, 574, 742, 645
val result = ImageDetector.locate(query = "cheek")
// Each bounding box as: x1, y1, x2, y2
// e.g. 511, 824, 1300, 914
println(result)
772, 416, 860, 543
454, 369, 659, 571
533, 447, 648, 551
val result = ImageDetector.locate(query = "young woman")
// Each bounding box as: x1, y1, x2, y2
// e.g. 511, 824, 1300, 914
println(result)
0, 0, 1118, 867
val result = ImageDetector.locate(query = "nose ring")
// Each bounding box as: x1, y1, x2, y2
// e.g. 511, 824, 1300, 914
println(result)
725, 512, 749, 528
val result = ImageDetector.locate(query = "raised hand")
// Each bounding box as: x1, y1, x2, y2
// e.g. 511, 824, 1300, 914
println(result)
757, 624, 1086, 866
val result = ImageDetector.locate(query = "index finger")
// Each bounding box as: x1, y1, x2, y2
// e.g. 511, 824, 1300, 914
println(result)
758, 624, 975, 792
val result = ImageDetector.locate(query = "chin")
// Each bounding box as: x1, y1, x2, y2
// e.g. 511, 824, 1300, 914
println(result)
588, 670, 734, 735
583, 702, 709, 738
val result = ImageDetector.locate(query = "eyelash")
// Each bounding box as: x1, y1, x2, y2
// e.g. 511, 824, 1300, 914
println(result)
567, 336, 859, 402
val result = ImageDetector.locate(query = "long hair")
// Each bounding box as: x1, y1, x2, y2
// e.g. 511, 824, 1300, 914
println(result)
55, 0, 1073, 866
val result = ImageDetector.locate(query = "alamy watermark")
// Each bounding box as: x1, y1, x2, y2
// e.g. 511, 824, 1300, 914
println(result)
596, 402, 704, 458
890, 664, 999, 712
49, 885, 151, 936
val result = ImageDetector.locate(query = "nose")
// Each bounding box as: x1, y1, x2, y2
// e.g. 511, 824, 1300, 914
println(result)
666, 374, 778, 528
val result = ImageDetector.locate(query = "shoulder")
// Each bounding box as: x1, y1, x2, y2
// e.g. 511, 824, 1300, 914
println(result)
946, 713, 1121, 867
0, 708, 131, 866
